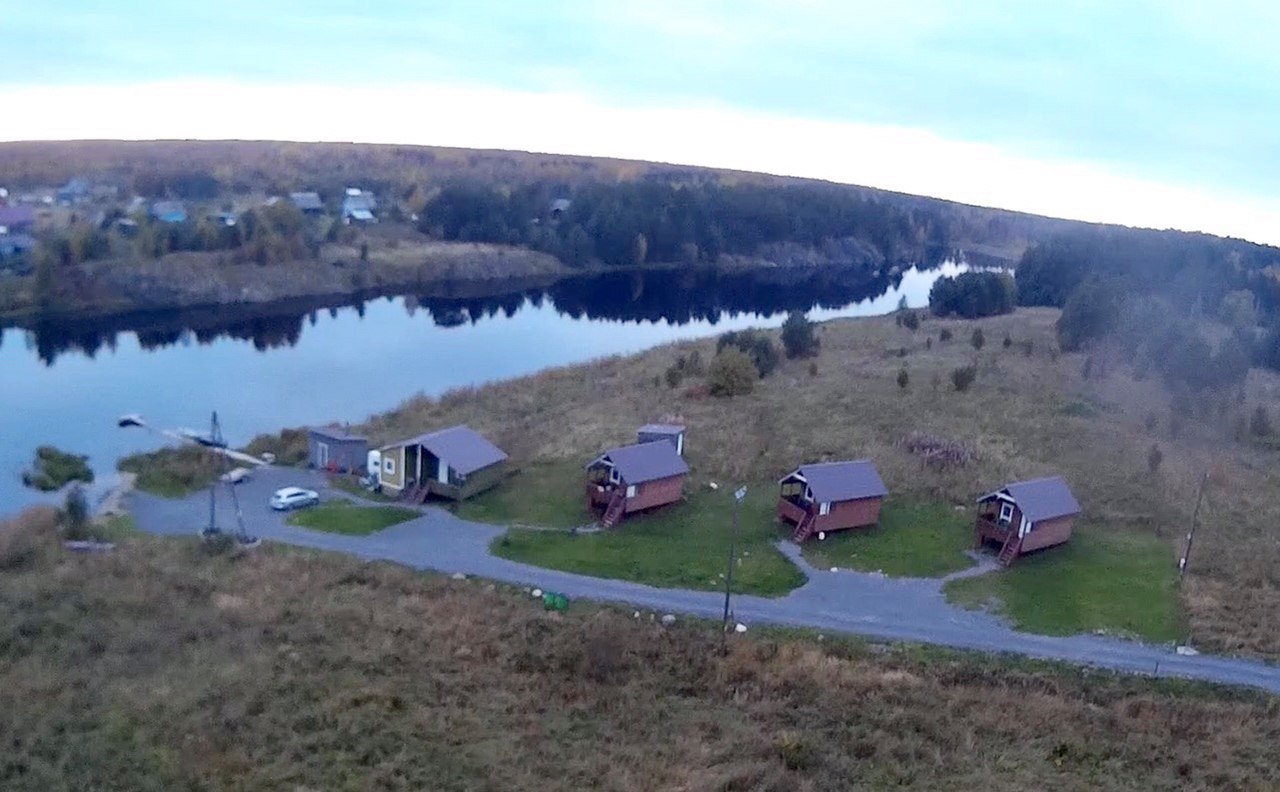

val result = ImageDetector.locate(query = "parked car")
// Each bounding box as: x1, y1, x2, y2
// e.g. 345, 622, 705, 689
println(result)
221, 467, 252, 484
269, 487, 320, 511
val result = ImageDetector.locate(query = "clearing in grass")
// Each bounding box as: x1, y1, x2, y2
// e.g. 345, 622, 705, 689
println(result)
944, 523, 1182, 642
801, 498, 974, 577
287, 501, 419, 535
490, 475, 806, 597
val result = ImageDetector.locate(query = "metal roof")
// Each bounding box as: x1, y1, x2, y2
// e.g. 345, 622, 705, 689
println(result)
982, 476, 1080, 523
309, 425, 367, 442
591, 441, 689, 485
388, 425, 507, 476
289, 191, 323, 210
638, 423, 685, 435
782, 460, 887, 503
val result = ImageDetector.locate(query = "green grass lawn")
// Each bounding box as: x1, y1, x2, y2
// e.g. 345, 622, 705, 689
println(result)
455, 460, 594, 529
944, 524, 1182, 642
481, 464, 805, 596
801, 498, 973, 578
287, 501, 419, 535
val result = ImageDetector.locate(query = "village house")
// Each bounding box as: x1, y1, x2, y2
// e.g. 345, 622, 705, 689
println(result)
56, 178, 90, 206
289, 191, 325, 215
974, 476, 1081, 566
777, 459, 888, 542
586, 439, 690, 527
342, 188, 377, 224
307, 426, 368, 474
151, 201, 188, 224
378, 425, 508, 502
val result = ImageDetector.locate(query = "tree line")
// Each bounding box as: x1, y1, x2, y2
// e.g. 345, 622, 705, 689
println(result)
417, 179, 953, 268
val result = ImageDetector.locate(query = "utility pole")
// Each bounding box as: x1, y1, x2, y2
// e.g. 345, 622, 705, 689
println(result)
722, 485, 747, 653
1179, 472, 1210, 582
206, 411, 220, 537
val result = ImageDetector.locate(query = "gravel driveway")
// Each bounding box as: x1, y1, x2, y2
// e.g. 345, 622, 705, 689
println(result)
129, 465, 1280, 695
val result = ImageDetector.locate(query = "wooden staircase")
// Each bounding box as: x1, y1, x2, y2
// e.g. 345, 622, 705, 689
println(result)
601, 489, 627, 528
791, 511, 818, 543
997, 531, 1023, 566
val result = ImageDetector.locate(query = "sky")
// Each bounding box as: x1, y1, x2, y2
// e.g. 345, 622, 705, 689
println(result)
3, 1, 1278, 244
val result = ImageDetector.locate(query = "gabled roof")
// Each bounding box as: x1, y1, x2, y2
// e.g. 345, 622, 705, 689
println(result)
309, 425, 367, 442
591, 441, 689, 485
980, 476, 1080, 523
387, 425, 507, 475
638, 423, 685, 435
782, 460, 887, 503
289, 191, 323, 210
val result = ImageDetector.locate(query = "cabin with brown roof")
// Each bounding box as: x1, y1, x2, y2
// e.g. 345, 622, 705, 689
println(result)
974, 476, 1080, 566
378, 425, 508, 502
778, 460, 888, 542
586, 441, 690, 527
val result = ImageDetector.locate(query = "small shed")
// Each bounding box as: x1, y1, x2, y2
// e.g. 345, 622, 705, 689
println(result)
778, 460, 887, 542
637, 423, 685, 456
586, 441, 690, 527
378, 425, 508, 502
289, 191, 325, 214
975, 476, 1080, 566
308, 426, 368, 473
151, 201, 188, 224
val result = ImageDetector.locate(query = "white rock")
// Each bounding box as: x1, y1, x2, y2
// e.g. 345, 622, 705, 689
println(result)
1176, 645, 1200, 656
830, 567, 838, 573
451, 572, 466, 581
661, 614, 677, 627
818, 531, 826, 541
709, 481, 719, 490
532, 588, 543, 598
633, 611, 641, 619
734, 623, 747, 633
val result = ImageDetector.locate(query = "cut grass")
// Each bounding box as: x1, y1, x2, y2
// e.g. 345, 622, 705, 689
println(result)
945, 524, 1182, 642
489, 471, 805, 596
454, 460, 592, 528
286, 501, 419, 535
801, 498, 974, 578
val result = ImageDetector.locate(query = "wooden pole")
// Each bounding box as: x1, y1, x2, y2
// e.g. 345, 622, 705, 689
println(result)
1179, 472, 1210, 582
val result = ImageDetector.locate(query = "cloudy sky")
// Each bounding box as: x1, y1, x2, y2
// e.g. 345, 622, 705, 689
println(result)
3, 1, 1278, 243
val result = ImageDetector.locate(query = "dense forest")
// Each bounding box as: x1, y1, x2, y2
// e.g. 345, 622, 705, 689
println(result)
417, 179, 951, 268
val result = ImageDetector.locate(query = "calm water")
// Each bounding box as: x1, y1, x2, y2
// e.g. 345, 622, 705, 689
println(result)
0, 261, 967, 513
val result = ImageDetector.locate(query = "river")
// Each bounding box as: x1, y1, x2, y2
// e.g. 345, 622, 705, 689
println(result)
0, 260, 968, 513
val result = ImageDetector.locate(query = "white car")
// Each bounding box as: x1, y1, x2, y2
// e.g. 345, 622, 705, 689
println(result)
270, 487, 320, 511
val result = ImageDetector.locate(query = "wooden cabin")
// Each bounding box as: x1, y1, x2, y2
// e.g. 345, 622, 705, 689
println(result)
975, 476, 1080, 566
586, 441, 690, 527
378, 425, 508, 502
307, 426, 368, 473
778, 460, 888, 542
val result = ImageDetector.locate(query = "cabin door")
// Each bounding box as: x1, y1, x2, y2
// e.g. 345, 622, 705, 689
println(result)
317, 442, 329, 467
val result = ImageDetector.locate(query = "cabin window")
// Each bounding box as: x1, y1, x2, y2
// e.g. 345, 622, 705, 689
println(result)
998, 502, 1014, 524
819, 501, 831, 516
626, 485, 637, 498
383, 458, 395, 475
609, 467, 620, 484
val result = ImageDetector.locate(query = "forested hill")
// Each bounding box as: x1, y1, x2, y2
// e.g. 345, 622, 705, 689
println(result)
1, 139, 1089, 266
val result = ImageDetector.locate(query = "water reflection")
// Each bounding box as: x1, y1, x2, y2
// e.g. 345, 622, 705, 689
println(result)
13, 261, 936, 365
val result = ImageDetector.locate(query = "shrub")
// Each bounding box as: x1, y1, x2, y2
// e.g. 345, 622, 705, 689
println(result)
926, 337, 933, 350
22, 445, 94, 492
897, 368, 909, 389
808, 361, 818, 378
898, 431, 975, 468
1251, 405, 1272, 437
1147, 444, 1163, 474
1021, 340, 1034, 356
951, 365, 977, 392
684, 349, 704, 375
709, 348, 757, 397
717, 329, 779, 377
62, 486, 91, 540
1056, 278, 1123, 351
928, 271, 1017, 318
664, 365, 684, 389
939, 328, 953, 342
780, 311, 820, 359
901, 310, 920, 331
971, 328, 985, 351
1003, 335, 1012, 349
1144, 412, 1159, 432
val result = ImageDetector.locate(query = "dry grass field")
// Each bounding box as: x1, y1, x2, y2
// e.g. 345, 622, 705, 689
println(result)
357, 308, 1280, 659
2, 509, 1278, 791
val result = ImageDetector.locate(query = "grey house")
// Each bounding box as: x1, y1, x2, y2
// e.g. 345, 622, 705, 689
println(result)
308, 426, 369, 473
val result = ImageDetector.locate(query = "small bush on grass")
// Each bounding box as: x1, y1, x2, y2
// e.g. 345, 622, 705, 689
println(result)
971, 328, 985, 350
897, 368, 909, 389
717, 329, 779, 377
939, 328, 953, 342
1147, 444, 1163, 473
780, 311, 820, 359
709, 348, 758, 397
951, 365, 977, 392
61, 486, 91, 541
901, 310, 920, 331
664, 365, 684, 389
1250, 405, 1272, 437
